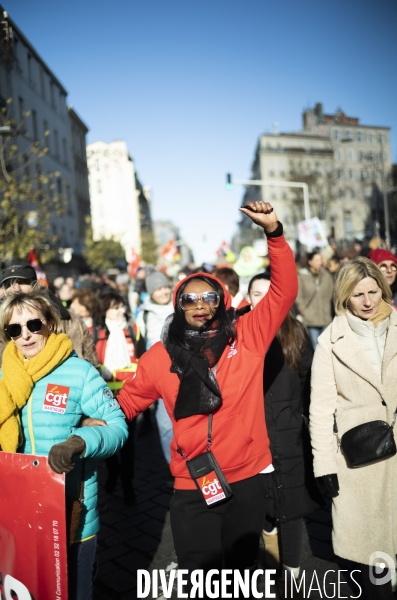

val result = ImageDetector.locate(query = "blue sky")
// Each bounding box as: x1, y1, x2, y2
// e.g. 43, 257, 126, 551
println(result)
8, 0, 397, 264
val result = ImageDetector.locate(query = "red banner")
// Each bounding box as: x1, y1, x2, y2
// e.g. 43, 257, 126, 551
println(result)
0, 452, 68, 599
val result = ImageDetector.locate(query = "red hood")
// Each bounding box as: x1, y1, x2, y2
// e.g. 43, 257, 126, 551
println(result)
172, 272, 232, 310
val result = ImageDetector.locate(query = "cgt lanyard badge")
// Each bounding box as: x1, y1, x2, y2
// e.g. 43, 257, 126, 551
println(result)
177, 414, 233, 507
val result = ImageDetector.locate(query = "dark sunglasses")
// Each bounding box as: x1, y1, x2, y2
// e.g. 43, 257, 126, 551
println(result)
3, 278, 33, 289
5, 318, 45, 338
179, 291, 220, 311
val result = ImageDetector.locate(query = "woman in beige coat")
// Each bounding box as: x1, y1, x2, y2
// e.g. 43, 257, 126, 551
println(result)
310, 257, 397, 600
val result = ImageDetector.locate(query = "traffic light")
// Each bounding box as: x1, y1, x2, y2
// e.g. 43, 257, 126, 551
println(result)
226, 173, 233, 190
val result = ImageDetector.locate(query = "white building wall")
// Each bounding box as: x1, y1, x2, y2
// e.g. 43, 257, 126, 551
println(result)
87, 141, 141, 261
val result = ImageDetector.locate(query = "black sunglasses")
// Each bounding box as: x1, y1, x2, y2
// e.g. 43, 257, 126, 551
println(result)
179, 291, 220, 310
5, 318, 45, 338
3, 278, 33, 289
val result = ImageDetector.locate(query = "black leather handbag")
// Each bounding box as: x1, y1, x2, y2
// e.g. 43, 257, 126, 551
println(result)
335, 410, 397, 468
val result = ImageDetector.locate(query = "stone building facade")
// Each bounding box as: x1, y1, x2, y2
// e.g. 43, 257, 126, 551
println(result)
236, 104, 392, 251
87, 140, 150, 262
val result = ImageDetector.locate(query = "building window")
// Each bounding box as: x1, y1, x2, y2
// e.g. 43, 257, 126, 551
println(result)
378, 133, 385, 144
368, 133, 373, 144
359, 151, 364, 162
50, 81, 56, 109
306, 162, 312, 174
361, 169, 367, 180
32, 110, 38, 141
62, 138, 68, 164
43, 120, 50, 151
356, 131, 362, 143
13, 38, 21, 71
279, 160, 285, 176
268, 160, 274, 176
333, 129, 340, 141
59, 92, 64, 116
18, 97, 24, 123
349, 169, 355, 180
348, 149, 355, 161
326, 162, 331, 173
27, 54, 33, 83
337, 169, 344, 180
344, 211, 353, 236
54, 129, 59, 158
350, 189, 356, 199
97, 180, 102, 193
315, 163, 322, 176
96, 159, 100, 171
23, 155, 29, 178
335, 149, 342, 161
40, 68, 45, 98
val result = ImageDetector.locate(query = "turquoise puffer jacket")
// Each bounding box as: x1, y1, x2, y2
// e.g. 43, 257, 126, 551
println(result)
0, 351, 128, 541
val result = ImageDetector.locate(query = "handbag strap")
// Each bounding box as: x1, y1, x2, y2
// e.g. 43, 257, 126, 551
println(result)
177, 414, 213, 460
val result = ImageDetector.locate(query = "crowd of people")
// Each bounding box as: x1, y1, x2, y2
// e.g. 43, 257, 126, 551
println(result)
1, 208, 397, 599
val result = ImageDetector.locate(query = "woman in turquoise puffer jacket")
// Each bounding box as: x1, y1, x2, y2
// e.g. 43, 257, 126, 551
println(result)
0, 286, 128, 600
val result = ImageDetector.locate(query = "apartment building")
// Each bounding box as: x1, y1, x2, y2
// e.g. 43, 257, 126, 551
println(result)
236, 104, 392, 251
0, 8, 89, 257
87, 140, 145, 262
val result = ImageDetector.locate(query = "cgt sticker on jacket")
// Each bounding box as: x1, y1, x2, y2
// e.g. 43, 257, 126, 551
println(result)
42, 384, 70, 414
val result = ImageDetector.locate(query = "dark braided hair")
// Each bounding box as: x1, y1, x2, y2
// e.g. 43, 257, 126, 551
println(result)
168, 276, 236, 349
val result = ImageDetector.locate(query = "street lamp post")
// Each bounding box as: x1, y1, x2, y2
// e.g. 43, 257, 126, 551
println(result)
226, 176, 310, 221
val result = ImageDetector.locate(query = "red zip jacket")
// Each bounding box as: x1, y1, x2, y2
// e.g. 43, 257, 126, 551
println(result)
118, 234, 297, 489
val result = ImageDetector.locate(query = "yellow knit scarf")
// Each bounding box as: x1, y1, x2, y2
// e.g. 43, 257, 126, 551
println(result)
0, 333, 73, 453
368, 299, 393, 328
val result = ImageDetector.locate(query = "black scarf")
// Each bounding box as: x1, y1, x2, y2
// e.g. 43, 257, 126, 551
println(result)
161, 314, 233, 419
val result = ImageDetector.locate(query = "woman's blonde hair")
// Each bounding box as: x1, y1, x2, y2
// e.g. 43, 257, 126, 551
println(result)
333, 256, 392, 315
0, 283, 62, 343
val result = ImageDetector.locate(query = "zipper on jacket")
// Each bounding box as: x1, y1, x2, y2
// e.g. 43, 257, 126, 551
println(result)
27, 394, 35, 455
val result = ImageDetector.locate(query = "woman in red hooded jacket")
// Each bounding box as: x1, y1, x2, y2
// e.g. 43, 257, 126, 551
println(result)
117, 202, 298, 581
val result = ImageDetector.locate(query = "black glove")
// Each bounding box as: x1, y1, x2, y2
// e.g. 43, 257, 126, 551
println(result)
48, 435, 86, 474
317, 474, 339, 498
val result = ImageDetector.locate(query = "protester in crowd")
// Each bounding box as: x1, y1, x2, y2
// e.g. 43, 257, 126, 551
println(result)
369, 248, 397, 309
0, 286, 127, 600
136, 271, 174, 459
248, 273, 323, 598
213, 266, 250, 310
116, 202, 297, 580
115, 273, 132, 312
326, 255, 340, 281
0, 265, 100, 369
93, 291, 146, 503
296, 250, 334, 347
70, 289, 100, 330
310, 257, 397, 600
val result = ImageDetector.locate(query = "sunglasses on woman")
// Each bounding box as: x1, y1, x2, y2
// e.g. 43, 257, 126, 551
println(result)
179, 291, 220, 311
379, 263, 397, 272
5, 319, 46, 338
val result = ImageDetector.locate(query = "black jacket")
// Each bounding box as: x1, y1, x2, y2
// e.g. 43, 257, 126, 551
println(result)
264, 335, 324, 522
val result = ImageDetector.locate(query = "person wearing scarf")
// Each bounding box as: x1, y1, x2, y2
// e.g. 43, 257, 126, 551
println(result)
117, 201, 298, 583
93, 291, 146, 503
310, 257, 397, 600
0, 286, 128, 600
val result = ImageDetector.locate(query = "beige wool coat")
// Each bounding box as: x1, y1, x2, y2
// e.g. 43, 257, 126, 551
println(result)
310, 310, 397, 565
